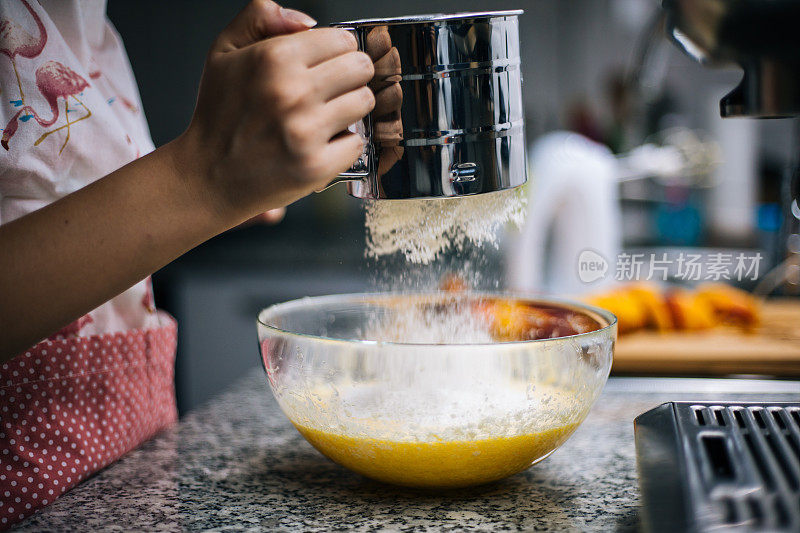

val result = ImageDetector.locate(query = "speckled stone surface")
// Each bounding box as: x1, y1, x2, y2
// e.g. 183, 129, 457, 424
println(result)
14, 372, 800, 532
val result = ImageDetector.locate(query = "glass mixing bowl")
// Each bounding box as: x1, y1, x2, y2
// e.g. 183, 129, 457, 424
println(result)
257, 292, 616, 489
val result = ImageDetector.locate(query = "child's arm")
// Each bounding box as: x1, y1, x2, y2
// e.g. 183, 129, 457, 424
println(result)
0, 1, 375, 360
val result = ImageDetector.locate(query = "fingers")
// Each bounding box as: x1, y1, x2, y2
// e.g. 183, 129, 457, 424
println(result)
365, 26, 392, 61
370, 47, 402, 91
311, 51, 374, 102
373, 82, 402, 117
215, 0, 316, 53
258, 208, 286, 224
267, 28, 358, 67
321, 87, 375, 137
324, 132, 366, 176
236, 208, 285, 227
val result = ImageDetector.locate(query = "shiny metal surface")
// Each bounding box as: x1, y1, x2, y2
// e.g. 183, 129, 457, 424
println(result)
662, 0, 800, 273
329, 11, 528, 199
663, 0, 800, 118
342, 11, 523, 25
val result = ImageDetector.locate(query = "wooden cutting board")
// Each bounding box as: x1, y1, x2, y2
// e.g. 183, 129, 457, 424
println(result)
612, 299, 800, 377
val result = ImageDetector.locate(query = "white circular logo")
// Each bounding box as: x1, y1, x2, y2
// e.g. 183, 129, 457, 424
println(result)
577, 249, 608, 283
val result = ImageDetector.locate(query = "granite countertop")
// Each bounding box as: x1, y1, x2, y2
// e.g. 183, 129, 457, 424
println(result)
15, 372, 800, 532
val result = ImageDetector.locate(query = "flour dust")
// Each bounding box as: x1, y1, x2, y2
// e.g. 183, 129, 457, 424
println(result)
360, 186, 528, 341
363, 188, 527, 266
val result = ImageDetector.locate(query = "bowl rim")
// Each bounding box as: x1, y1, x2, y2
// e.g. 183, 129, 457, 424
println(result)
256, 291, 617, 348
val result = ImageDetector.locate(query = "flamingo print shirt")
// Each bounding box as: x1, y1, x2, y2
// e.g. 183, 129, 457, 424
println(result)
0, 1, 178, 527
0, 0, 160, 336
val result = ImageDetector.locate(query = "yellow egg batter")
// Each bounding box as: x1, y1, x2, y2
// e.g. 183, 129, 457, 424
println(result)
294, 422, 579, 488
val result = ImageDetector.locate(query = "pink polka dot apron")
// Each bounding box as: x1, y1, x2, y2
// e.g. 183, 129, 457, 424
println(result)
0, 315, 177, 527
0, 1, 178, 527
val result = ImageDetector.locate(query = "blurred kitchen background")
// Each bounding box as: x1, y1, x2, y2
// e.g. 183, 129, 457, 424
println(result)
107, 0, 800, 413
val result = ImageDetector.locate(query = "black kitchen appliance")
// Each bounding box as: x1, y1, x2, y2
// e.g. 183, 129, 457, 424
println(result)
635, 402, 800, 532
634, 2, 800, 531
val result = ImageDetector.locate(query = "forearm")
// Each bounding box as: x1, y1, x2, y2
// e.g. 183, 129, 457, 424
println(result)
0, 136, 232, 361
0, 1, 375, 362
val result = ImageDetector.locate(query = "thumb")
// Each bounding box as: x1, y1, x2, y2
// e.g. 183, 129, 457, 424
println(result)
214, 1, 317, 52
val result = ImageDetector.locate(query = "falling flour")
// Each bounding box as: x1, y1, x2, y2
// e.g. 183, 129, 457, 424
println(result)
364, 297, 495, 344
364, 187, 527, 264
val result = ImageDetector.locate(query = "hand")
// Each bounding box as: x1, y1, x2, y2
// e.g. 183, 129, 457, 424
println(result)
177, 0, 375, 226
239, 207, 286, 228
365, 26, 403, 177
253, 207, 286, 224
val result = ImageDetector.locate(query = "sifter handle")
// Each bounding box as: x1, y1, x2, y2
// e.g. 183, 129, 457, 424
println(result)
316, 124, 370, 192
316, 26, 371, 192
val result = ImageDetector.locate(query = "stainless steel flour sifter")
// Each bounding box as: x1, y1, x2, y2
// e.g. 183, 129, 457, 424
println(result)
326, 11, 528, 200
